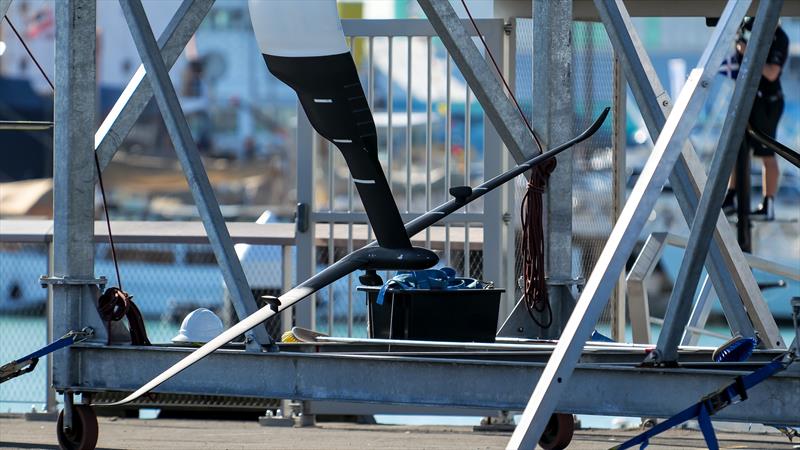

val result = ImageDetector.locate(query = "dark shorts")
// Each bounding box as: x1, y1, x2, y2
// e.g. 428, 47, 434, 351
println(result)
747, 93, 784, 157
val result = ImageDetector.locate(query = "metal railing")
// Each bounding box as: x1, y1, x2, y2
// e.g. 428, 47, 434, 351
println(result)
627, 232, 800, 345
0, 219, 485, 410
296, 19, 509, 335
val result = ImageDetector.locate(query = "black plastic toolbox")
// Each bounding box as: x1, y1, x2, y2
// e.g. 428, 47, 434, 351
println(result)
359, 286, 504, 343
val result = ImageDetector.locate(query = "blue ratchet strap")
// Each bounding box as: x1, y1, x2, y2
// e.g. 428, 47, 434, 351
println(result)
611, 355, 791, 450
0, 328, 93, 384
375, 267, 481, 305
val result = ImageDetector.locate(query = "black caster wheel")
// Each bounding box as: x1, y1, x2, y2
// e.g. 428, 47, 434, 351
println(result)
538, 413, 575, 450
56, 405, 99, 450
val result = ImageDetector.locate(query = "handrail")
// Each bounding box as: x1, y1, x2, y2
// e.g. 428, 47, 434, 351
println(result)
663, 233, 800, 282
627, 231, 798, 345
0, 219, 484, 250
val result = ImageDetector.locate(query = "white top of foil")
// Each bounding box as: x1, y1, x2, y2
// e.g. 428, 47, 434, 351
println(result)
248, 0, 349, 57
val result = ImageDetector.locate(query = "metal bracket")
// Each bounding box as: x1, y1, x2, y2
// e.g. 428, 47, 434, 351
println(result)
40, 275, 107, 289
65, 327, 95, 343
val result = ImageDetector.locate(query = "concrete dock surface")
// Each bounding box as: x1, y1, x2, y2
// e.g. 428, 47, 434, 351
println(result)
1, 417, 797, 449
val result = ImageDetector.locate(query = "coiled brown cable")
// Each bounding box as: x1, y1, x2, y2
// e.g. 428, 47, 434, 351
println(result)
97, 288, 151, 346
520, 160, 557, 328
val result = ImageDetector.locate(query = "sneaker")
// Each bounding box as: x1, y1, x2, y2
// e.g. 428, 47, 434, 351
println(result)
721, 189, 737, 216
751, 196, 775, 221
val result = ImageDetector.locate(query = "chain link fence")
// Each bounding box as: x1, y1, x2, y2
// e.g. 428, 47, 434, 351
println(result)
0, 240, 290, 411
0, 242, 48, 413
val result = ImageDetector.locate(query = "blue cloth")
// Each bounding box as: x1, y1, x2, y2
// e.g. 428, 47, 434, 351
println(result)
375, 267, 484, 305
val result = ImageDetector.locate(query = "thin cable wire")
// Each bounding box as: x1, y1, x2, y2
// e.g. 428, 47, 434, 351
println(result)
4, 16, 123, 290
4, 16, 54, 90
94, 156, 123, 290
459, 1, 554, 328
459, 0, 543, 154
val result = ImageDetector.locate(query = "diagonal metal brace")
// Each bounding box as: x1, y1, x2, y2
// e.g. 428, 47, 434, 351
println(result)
594, 0, 782, 350
118, 0, 269, 349
507, 3, 750, 447
654, 0, 784, 363
95, 0, 214, 170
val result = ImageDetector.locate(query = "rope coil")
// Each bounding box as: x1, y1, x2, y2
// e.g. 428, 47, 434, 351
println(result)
520, 161, 557, 328
97, 287, 150, 346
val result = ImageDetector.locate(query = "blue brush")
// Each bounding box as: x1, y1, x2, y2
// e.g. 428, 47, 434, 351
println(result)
713, 334, 757, 363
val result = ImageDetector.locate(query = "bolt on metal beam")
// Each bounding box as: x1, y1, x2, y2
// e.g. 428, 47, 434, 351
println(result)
118, 0, 268, 348
507, 2, 750, 447
95, 0, 214, 170
655, 0, 785, 362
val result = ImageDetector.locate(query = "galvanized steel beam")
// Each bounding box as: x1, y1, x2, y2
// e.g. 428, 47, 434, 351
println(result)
656, 0, 784, 362
682, 275, 717, 346
294, 108, 316, 330
77, 346, 800, 425
52, 0, 101, 389
95, 0, 214, 170
626, 232, 669, 344
508, 3, 750, 447
118, 0, 268, 347
534, 0, 575, 337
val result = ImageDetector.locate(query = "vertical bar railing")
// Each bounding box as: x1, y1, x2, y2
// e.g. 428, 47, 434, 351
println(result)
294, 19, 506, 335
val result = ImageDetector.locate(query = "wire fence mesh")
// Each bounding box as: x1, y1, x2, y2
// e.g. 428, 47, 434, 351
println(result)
0, 242, 49, 413
0, 241, 290, 411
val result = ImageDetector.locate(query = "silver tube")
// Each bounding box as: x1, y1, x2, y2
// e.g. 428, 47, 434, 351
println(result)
425, 37, 433, 247
328, 140, 335, 335
387, 36, 394, 188
406, 36, 413, 213
445, 56, 452, 264
464, 88, 471, 277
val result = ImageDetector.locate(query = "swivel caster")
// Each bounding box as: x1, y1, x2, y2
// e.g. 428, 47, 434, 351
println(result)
538, 413, 575, 450
57, 404, 98, 450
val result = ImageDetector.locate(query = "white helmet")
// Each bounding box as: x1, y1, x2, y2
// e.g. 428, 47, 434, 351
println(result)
172, 308, 224, 344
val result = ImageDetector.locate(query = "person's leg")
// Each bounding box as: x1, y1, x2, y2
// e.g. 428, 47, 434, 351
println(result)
751, 96, 783, 221
722, 135, 744, 216
762, 155, 779, 197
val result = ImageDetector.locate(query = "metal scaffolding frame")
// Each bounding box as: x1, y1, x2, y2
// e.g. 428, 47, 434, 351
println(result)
594, 0, 782, 349
509, 0, 787, 447
25, 0, 796, 447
